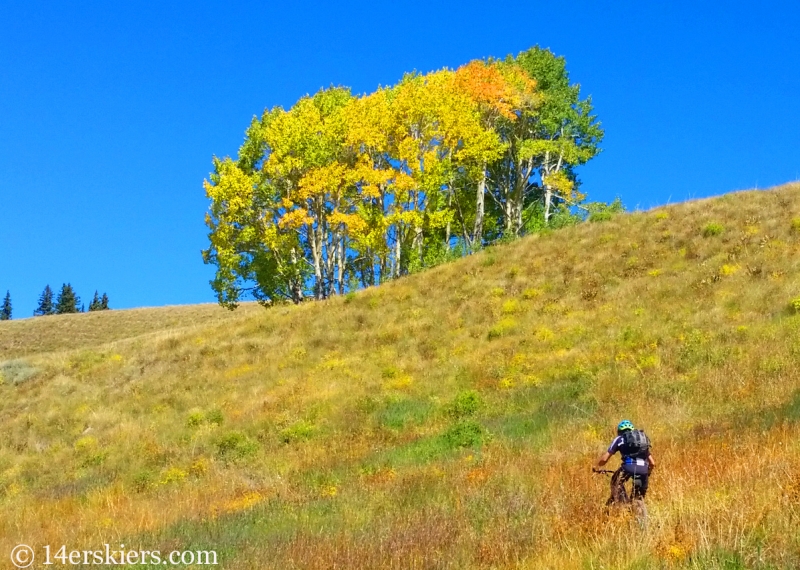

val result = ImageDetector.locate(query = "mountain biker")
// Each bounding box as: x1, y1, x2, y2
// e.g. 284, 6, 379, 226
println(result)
593, 420, 655, 499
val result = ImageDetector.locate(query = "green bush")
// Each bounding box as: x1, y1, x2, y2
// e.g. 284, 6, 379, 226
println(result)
487, 318, 517, 340
587, 197, 625, 223
791, 218, 800, 233
186, 410, 205, 428
790, 297, 800, 313
443, 420, 486, 449
216, 431, 259, 460
132, 470, 155, 493
187, 409, 223, 427
588, 210, 613, 223
280, 420, 316, 444
408, 240, 465, 274
702, 222, 725, 237
206, 409, 224, 425
0, 360, 39, 385
445, 390, 483, 419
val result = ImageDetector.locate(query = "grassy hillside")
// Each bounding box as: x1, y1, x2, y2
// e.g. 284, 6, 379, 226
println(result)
2, 183, 800, 569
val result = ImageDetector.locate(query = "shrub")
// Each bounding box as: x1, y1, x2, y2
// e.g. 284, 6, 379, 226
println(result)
407, 239, 464, 274
443, 420, 486, 449
488, 318, 516, 340
0, 360, 39, 385
589, 211, 613, 223
189, 457, 209, 477
280, 420, 316, 444
587, 197, 625, 223
522, 288, 542, 300
720, 264, 740, 276
74, 436, 106, 467
702, 222, 725, 237
74, 436, 98, 453
501, 300, 521, 315
132, 470, 155, 493
186, 410, 205, 428
791, 218, 800, 233
445, 390, 483, 419
381, 366, 399, 379
206, 409, 224, 425
216, 431, 259, 459
160, 467, 188, 485
790, 297, 800, 313
490, 287, 505, 297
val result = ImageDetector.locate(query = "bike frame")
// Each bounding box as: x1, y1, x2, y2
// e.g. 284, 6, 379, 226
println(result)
593, 467, 631, 505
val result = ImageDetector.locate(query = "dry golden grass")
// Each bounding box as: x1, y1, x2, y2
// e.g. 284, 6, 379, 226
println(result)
2, 182, 800, 569
0, 302, 263, 359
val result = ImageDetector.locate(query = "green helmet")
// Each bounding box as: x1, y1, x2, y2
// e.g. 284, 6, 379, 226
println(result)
617, 420, 634, 435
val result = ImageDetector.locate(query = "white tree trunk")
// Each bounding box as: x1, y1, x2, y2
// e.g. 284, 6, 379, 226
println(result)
472, 166, 486, 251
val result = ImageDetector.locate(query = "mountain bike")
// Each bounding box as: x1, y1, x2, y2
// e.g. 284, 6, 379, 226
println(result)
593, 467, 648, 528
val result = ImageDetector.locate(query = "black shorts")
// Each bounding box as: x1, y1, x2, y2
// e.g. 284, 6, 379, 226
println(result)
621, 464, 649, 498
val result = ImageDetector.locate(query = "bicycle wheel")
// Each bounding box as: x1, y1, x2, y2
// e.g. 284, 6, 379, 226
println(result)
632, 498, 648, 529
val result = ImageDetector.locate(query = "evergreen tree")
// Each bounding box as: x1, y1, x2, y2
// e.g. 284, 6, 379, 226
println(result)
100, 293, 110, 310
88, 291, 101, 311
34, 285, 55, 316
55, 283, 81, 314
1, 291, 11, 321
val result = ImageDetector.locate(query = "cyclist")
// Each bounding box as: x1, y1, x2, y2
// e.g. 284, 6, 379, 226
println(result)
593, 420, 655, 499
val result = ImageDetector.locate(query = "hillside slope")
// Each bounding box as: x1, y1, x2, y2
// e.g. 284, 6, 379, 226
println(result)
2, 183, 800, 569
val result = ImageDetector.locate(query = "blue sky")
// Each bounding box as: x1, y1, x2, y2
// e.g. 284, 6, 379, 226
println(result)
1, 0, 798, 318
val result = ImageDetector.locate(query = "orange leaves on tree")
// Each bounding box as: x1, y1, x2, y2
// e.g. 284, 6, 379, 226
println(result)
454, 60, 520, 122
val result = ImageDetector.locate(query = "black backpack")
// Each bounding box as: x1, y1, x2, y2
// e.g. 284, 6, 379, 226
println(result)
620, 429, 650, 459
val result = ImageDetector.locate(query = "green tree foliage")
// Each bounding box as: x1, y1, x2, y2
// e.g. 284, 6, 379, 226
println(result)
1, 291, 11, 321
495, 46, 604, 235
204, 47, 607, 308
34, 285, 55, 316
55, 283, 81, 314
89, 291, 110, 311
89, 291, 101, 311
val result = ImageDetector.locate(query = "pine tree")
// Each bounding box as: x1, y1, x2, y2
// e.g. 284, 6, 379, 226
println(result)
100, 293, 110, 310
55, 283, 81, 314
34, 285, 55, 316
88, 291, 101, 311
0, 291, 11, 321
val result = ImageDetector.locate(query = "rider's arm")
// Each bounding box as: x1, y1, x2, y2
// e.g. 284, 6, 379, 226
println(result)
647, 454, 655, 471
595, 450, 612, 469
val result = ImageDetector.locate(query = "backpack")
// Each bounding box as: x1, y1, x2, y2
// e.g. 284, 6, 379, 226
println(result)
620, 429, 650, 459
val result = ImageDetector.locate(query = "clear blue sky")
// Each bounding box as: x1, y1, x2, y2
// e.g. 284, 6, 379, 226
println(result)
2, 0, 798, 318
